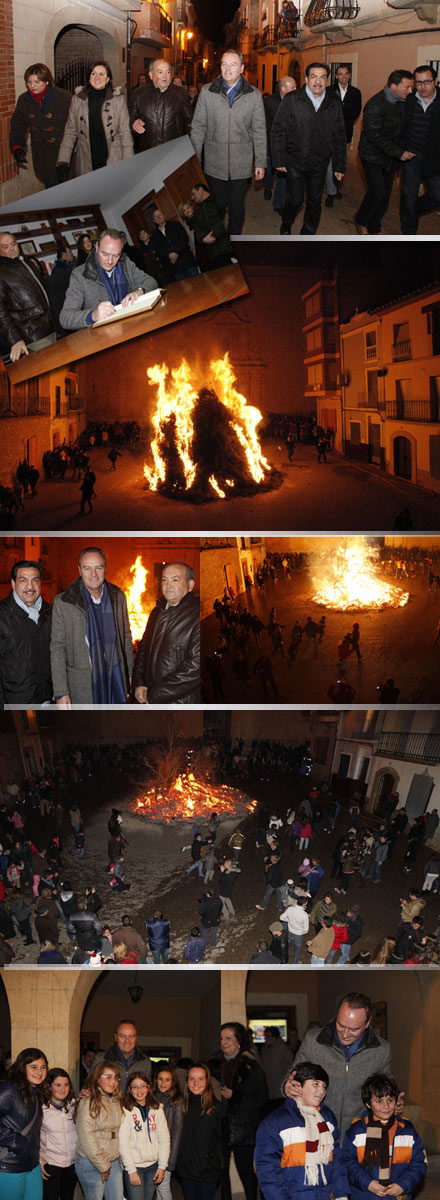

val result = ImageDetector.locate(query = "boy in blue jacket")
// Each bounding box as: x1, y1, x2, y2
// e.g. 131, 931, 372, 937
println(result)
342, 1073, 427, 1198
255, 1060, 348, 1200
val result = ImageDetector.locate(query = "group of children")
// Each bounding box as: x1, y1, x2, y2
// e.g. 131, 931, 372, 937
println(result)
255, 1062, 427, 1200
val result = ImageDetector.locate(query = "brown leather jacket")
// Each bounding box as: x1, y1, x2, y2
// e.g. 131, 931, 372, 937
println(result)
130, 82, 193, 150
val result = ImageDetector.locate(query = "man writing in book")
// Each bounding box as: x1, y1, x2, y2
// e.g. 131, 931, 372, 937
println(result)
59, 228, 158, 330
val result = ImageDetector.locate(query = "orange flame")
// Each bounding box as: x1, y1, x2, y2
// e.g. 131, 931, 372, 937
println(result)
144, 353, 270, 496
133, 771, 256, 823
126, 556, 153, 640
312, 540, 409, 610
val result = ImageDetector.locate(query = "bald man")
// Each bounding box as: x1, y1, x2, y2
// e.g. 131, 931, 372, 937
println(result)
263, 76, 297, 209
132, 562, 200, 703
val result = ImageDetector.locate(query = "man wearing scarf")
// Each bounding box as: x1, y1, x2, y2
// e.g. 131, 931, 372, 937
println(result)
50, 546, 133, 706
59, 229, 158, 331
255, 1060, 348, 1200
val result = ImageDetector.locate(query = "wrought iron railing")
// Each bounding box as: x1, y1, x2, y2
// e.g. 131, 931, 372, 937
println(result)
386, 399, 439, 423
0, 395, 50, 418
56, 59, 92, 92
392, 339, 412, 362
366, 345, 378, 360
254, 20, 299, 49
304, 0, 360, 25
377, 731, 440, 764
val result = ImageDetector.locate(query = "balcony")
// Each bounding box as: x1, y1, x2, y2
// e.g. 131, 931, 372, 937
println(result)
366, 345, 378, 360
254, 20, 299, 50
0, 395, 50, 418
386, 398, 439, 423
304, 0, 360, 25
377, 731, 440, 764
392, 339, 412, 362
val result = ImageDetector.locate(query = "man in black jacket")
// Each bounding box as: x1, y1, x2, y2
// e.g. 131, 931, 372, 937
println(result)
325, 64, 362, 205
271, 62, 346, 234
0, 232, 56, 361
355, 69, 414, 233
198, 889, 223, 950
401, 65, 440, 233
0, 559, 52, 706
130, 58, 193, 152
263, 76, 296, 207
67, 897, 102, 952
133, 562, 200, 704
190, 183, 234, 268
256, 852, 284, 911
150, 209, 198, 281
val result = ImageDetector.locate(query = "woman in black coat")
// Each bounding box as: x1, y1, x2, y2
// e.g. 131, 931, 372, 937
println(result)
220, 1023, 268, 1200
176, 1064, 221, 1200
9, 64, 71, 189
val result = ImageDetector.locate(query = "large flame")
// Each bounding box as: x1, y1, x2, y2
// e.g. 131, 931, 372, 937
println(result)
126, 556, 153, 640
133, 771, 255, 823
143, 353, 270, 496
311, 541, 409, 610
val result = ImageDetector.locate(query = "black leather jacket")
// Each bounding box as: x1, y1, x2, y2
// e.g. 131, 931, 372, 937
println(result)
0, 1082, 43, 1173
130, 82, 193, 150
221, 1054, 268, 1147
0, 256, 54, 349
0, 591, 52, 705
67, 909, 102, 948
132, 591, 200, 703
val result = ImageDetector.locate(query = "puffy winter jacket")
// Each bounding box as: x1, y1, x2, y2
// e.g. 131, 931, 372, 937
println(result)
40, 1099, 77, 1167
132, 591, 200, 703
342, 1111, 427, 1199
130, 83, 193, 150
119, 1103, 170, 1174
0, 256, 54, 350
255, 1095, 348, 1200
0, 591, 52, 706
67, 908, 102, 949
0, 1082, 43, 1173
146, 916, 170, 952
75, 1094, 123, 1173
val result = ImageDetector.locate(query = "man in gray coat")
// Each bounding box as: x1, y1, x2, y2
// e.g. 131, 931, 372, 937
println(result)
59, 228, 158, 330
50, 545, 133, 706
288, 992, 393, 1135
92, 1020, 152, 1092
191, 50, 266, 234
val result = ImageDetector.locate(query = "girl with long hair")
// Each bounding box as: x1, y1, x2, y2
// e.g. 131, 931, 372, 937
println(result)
74, 1060, 124, 1200
176, 1064, 221, 1200
40, 1068, 77, 1200
119, 1072, 170, 1200
153, 1065, 184, 1200
0, 1046, 49, 1200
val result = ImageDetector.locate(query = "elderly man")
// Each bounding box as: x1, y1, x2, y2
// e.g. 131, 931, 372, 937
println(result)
263, 75, 296, 207
290, 992, 393, 1135
59, 228, 158, 331
0, 231, 56, 361
191, 50, 266, 234
92, 1020, 152, 1092
0, 559, 52, 705
50, 546, 133, 706
271, 62, 347, 234
130, 58, 193, 152
132, 562, 200, 704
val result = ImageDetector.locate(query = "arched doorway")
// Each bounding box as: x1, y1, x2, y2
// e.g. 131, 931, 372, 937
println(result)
54, 25, 121, 93
371, 770, 398, 817
394, 436, 412, 480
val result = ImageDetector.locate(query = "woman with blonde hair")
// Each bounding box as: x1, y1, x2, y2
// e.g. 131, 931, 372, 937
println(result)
176, 1063, 221, 1200
74, 1060, 124, 1199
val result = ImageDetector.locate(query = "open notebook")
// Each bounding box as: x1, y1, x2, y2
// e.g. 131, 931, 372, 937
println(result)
93, 287, 164, 327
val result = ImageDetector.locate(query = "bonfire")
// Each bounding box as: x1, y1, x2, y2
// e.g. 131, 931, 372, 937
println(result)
132, 771, 255, 823
311, 539, 409, 610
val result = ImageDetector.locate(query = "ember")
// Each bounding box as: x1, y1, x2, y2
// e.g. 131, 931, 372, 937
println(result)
132, 771, 255, 823
126, 556, 153, 640
143, 353, 281, 501
311, 540, 409, 610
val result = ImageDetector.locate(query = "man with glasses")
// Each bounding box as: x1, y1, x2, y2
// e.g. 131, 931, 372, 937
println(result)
287, 992, 393, 1135
50, 545, 133, 706
0, 231, 56, 361
401, 65, 440, 233
59, 228, 158, 330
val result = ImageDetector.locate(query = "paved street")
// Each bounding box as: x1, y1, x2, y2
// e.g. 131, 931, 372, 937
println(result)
11, 441, 440, 532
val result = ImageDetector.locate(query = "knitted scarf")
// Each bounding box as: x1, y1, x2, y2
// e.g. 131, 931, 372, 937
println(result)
296, 1100, 334, 1187
363, 1114, 396, 1181
82, 581, 127, 704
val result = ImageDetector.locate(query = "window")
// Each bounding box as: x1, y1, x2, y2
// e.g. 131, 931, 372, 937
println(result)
307, 363, 323, 387
305, 292, 320, 319
55, 386, 61, 417
337, 753, 351, 778
365, 329, 377, 359
350, 422, 361, 444
367, 371, 379, 406
306, 328, 321, 352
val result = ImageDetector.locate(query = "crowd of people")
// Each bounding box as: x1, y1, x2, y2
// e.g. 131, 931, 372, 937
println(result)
0, 995, 431, 1200
1, 731, 440, 966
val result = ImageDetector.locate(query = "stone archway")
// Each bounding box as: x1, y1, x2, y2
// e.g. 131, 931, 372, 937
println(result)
2, 970, 95, 1087
367, 766, 400, 815
44, 11, 123, 90
54, 26, 104, 90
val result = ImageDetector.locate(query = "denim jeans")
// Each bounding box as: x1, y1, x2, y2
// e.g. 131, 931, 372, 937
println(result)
123, 1161, 158, 1200
201, 925, 218, 948
74, 1155, 123, 1200
311, 954, 325, 964
156, 1168, 172, 1200
152, 948, 169, 964
259, 884, 283, 910
288, 932, 304, 963
368, 859, 382, 881
338, 942, 352, 963
187, 860, 203, 876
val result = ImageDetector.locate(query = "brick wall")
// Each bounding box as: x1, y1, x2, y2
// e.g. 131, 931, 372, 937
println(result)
0, 0, 18, 188
54, 28, 103, 82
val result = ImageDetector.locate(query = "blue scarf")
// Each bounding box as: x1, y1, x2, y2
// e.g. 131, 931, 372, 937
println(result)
82, 581, 127, 703
95, 258, 129, 306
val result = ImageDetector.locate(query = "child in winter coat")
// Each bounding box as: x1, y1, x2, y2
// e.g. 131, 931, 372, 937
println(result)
342, 1072, 427, 1199
119, 1072, 170, 1200
255, 1060, 348, 1200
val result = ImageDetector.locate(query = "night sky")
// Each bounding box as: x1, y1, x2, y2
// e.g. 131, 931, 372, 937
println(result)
193, 0, 240, 41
